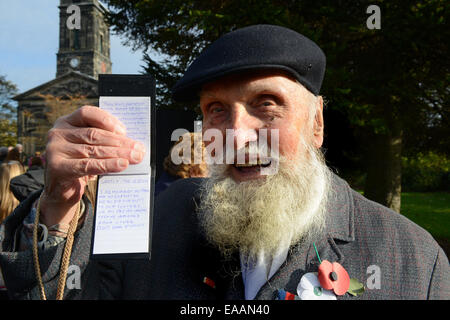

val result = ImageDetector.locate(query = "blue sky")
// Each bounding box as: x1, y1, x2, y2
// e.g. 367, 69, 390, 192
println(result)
0, 0, 146, 94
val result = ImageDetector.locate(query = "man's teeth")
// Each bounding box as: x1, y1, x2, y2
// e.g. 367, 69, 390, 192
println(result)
235, 163, 256, 167
235, 160, 271, 167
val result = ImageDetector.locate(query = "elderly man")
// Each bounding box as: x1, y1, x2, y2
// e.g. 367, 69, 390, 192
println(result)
0, 25, 448, 300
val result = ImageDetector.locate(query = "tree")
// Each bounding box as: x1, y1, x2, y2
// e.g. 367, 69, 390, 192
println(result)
0, 74, 18, 147
23, 94, 87, 150
103, 0, 449, 212
39, 94, 86, 125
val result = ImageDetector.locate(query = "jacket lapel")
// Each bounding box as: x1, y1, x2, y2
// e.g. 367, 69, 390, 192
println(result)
254, 174, 356, 300
191, 227, 245, 299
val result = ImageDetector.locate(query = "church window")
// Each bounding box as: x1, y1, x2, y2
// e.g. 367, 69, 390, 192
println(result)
99, 34, 104, 54
73, 30, 80, 50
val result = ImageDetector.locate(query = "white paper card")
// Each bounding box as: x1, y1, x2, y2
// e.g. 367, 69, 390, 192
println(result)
93, 96, 152, 255
93, 175, 150, 254
99, 96, 151, 175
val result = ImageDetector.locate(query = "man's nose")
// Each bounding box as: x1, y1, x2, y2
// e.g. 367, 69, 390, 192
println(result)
228, 105, 260, 150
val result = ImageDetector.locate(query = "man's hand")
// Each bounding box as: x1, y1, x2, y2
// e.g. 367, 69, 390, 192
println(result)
39, 105, 145, 227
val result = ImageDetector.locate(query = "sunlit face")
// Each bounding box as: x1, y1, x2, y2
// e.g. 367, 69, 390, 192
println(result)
200, 71, 324, 182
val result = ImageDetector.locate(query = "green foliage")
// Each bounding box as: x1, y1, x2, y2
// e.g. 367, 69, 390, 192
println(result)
0, 119, 17, 146
402, 152, 450, 191
0, 74, 18, 146
0, 74, 18, 119
103, 0, 449, 144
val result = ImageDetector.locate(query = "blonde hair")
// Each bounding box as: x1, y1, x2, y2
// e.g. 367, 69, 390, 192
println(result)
163, 132, 208, 179
0, 162, 25, 223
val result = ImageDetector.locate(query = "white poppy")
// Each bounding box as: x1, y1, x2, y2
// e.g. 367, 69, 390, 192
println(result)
297, 272, 337, 300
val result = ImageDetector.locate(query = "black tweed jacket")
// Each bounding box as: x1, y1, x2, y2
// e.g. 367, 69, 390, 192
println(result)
0, 174, 448, 299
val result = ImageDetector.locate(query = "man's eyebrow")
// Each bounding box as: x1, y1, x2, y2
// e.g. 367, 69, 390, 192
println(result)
248, 86, 279, 94
199, 81, 290, 100
199, 90, 217, 99
245, 83, 289, 96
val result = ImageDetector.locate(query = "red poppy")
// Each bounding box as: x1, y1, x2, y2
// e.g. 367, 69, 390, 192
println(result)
317, 260, 350, 296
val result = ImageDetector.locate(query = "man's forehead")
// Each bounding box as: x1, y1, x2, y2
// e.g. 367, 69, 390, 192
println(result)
199, 70, 301, 98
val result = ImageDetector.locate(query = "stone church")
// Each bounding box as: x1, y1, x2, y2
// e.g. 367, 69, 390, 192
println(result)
14, 0, 112, 156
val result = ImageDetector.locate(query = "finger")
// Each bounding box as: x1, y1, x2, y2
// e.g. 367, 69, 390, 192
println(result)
58, 142, 146, 165
59, 157, 130, 178
62, 105, 127, 135
56, 126, 139, 148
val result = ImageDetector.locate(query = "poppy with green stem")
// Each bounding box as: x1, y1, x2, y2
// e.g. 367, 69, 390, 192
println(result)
313, 243, 350, 296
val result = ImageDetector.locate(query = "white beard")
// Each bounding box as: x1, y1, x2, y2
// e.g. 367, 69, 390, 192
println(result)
197, 138, 332, 261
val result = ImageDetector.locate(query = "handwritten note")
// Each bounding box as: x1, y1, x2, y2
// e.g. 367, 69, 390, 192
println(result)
92, 175, 150, 254
92, 96, 152, 256
99, 96, 151, 175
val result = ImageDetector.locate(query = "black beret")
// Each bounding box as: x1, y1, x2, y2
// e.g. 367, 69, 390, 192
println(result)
171, 24, 326, 102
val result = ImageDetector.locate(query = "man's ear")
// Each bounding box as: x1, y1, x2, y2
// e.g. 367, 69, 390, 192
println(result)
312, 96, 324, 149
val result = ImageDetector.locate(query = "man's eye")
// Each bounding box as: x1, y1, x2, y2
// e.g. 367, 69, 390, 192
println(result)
209, 104, 224, 113
258, 100, 277, 108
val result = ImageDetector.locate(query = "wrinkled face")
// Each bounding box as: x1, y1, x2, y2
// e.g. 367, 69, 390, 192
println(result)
200, 71, 324, 182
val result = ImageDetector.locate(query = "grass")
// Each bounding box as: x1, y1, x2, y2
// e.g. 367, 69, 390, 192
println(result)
400, 192, 450, 256
357, 191, 450, 255
400, 192, 450, 240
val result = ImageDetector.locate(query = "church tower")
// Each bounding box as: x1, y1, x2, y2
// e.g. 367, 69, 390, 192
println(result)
56, 0, 112, 78
14, 0, 111, 155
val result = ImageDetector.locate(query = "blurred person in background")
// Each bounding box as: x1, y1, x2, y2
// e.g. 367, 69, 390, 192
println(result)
0, 148, 8, 163
155, 132, 209, 197
0, 162, 25, 224
27, 151, 44, 168
0, 161, 25, 299
14, 144, 24, 164
4, 147, 24, 171
10, 155, 45, 202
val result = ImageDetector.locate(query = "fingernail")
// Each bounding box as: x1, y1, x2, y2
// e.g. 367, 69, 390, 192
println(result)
118, 159, 128, 168
134, 142, 146, 153
114, 124, 127, 135
131, 149, 143, 162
